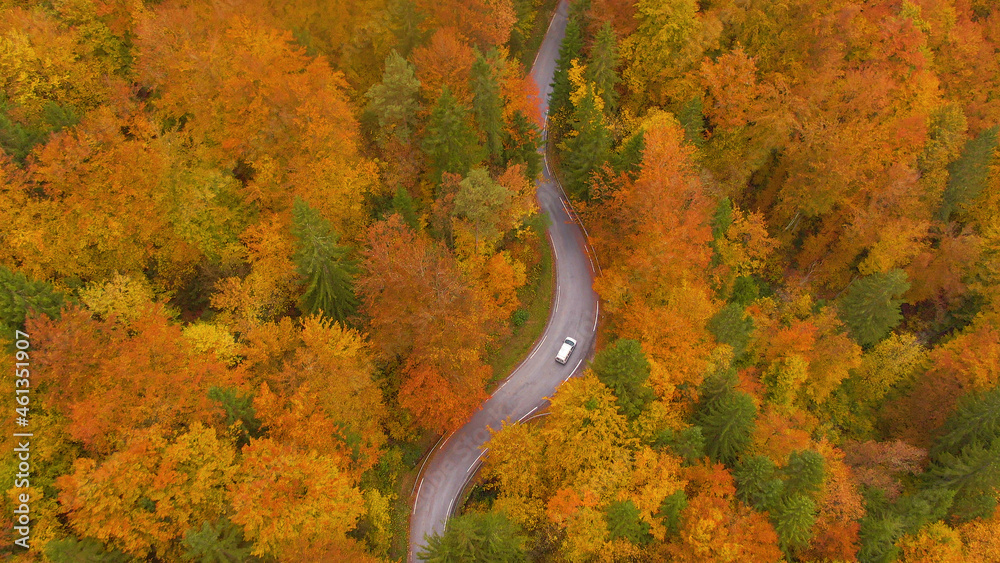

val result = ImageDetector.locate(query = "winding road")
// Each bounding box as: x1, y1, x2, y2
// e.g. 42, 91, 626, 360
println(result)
407, 1, 600, 560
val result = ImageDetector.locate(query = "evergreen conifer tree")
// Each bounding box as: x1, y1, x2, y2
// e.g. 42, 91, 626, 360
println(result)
365, 50, 421, 144
393, 185, 421, 230
590, 339, 656, 419
418, 512, 526, 562
782, 450, 825, 497
772, 494, 818, 553
502, 110, 542, 180
182, 518, 257, 563
423, 87, 482, 183
563, 82, 611, 199
605, 500, 653, 545
291, 198, 358, 323
548, 18, 582, 124
44, 537, 131, 563
471, 51, 505, 166
0, 265, 64, 330
695, 387, 757, 466
586, 23, 620, 114
838, 269, 910, 347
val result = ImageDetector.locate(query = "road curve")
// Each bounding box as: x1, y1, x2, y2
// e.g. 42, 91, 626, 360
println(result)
407, 1, 599, 560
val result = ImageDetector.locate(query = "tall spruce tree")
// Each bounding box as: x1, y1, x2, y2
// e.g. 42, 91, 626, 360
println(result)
940, 125, 998, 221
611, 129, 645, 180
678, 96, 706, 148
44, 537, 130, 563
695, 386, 757, 466
931, 386, 1000, 458
734, 456, 783, 512
423, 87, 482, 183
838, 269, 910, 347
586, 23, 620, 114
182, 518, 257, 562
502, 110, 542, 180
0, 265, 64, 330
922, 387, 1000, 521
418, 511, 526, 562
772, 494, 818, 554
291, 198, 358, 323
782, 450, 826, 497
471, 50, 505, 167
548, 18, 583, 125
590, 339, 656, 419
392, 185, 420, 230
562, 82, 611, 199
605, 500, 653, 545
365, 50, 421, 144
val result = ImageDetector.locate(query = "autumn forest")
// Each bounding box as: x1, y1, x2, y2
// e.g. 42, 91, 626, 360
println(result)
1, 0, 999, 561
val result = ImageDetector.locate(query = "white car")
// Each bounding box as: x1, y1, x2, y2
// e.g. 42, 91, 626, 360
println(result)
555, 337, 577, 364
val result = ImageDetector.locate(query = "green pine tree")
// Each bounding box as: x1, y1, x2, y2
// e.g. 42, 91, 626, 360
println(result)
0, 95, 80, 165
930, 386, 1000, 459
585, 23, 620, 114
387, 0, 429, 58
365, 50, 421, 144
471, 50, 505, 166
423, 87, 483, 183
940, 125, 998, 221
781, 450, 825, 497
418, 511, 527, 562
182, 518, 258, 563
207, 387, 262, 448
656, 491, 688, 537
605, 499, 653, 546
611, 129, 645, 181
44, 537, 132, 563
655, 426, 705, 464
291, 198, 358, 323
393, 185, 421, 230
734, 455, 783, 512
548, 18, 583, 123
695, 387, 757, 466
502, 110, 542, 180
562, 82, 611, 200
857, 512, 905, 563
707, 303, 754, 361
923, 437, 1000, 522
838, 269, 910, 347
772, 494, 818, 554
0, 265, 64, 330
590, 339, 656, 419
678, 96, 706, 148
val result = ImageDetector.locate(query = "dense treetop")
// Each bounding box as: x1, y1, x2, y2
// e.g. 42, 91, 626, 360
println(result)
1, 0, 999, 561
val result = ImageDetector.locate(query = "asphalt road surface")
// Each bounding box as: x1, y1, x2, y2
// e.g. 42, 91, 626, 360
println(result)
407, 1, 600, 560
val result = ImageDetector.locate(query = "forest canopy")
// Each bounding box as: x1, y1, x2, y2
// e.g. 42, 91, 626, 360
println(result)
1, 0, 1000, 561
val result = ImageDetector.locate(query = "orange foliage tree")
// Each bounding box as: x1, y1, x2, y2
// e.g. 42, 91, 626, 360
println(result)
228, 437, 364, 559
591, 116, 718, 393
56, 424, 235, 559
357, 215, 492, 433
30, 305, 235, 456
135, 7, 377, 233
662, 462, 783, 562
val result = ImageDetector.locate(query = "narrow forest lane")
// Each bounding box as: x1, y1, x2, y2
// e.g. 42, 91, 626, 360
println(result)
407, 1, 600, 559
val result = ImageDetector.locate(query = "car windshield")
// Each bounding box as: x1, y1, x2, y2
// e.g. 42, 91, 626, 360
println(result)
565, 339, 574, 345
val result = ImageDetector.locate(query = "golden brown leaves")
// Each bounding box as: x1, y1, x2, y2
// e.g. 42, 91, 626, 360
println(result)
30, 305, 236, 456
358, 215, 492, 433
57, 424, 235, 559
229, 438, 364, 558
